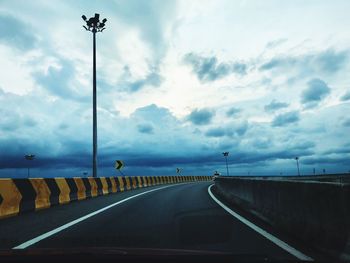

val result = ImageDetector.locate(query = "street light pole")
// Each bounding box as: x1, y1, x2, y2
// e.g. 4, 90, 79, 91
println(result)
92, 29, 97, 178
222, 152, 229, 176
24, 154, 35, 178
295, 157, 300, 176
82, 13, 107, 178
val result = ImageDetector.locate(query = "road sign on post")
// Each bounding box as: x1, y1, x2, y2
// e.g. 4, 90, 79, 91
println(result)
176, 168, 181, 175
114, 160, 124, 170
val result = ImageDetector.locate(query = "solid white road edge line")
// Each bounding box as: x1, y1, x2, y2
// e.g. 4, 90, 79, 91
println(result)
13, 184, 178, 249
207, 184, 314, 261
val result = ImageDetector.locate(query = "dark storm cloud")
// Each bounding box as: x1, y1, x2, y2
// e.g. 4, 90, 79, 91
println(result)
293, 141, 316, 150
324, 145, 350, 155
122, 154, 219, 168
264, 100, 289, 112
252, 138, 271, 149
0, 139, 315, 171
137, 123, 154, 134
205, 127, 226, 137
227, 121, 249, 136
302, 156, 350, 166
0, 97, 314, 174
0, 132, 94, 170
0, 153, 91, 170
233, 148, 314, 165
106, 143, 314, 168
187, 108, 215, 125
0, 13, 37, 51
272, 111, 300, 127
301, 78, 330, 105
0, 91, 92, 171
183, 53, 247, 82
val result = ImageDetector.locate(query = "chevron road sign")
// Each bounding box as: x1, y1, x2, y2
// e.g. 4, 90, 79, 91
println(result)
114, 160, 124, 170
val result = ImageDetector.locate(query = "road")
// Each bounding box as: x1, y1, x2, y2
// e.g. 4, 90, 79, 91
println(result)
0, 182, 312, 261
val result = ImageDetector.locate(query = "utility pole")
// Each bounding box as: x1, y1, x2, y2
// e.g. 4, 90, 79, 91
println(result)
295, 157, 300, 176
82, 13, 107, 177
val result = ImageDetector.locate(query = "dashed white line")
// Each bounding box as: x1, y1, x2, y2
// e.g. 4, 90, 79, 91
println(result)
207, 184, 313, 261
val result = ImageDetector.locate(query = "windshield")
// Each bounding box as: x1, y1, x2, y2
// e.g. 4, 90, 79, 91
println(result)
0, 1, 349, 262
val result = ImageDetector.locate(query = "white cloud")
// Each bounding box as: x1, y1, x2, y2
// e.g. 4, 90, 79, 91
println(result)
0, 45, 35, 95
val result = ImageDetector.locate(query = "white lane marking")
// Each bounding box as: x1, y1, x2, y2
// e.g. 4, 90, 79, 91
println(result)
207, 185, 313, 261
13, 184, 179, 249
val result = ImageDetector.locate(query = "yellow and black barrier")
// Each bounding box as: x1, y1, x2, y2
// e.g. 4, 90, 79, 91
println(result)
0, 175, 211, 219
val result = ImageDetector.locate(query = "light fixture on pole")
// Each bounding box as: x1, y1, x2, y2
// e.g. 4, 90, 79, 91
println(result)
222, 152, 229, 176
295, 156, 300, 176
24, 154, 35, 178
82, 13, 107, 177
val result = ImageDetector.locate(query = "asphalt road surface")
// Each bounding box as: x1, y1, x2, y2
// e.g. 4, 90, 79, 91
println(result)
0, 182, 314, 261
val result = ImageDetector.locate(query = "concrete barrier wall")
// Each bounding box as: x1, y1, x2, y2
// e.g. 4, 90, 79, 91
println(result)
214, 177, 350, 261
0, 175, 211, 219
232, 173, 350, 183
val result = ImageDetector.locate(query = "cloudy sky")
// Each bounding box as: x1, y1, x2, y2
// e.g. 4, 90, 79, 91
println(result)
0, 0, 349, 177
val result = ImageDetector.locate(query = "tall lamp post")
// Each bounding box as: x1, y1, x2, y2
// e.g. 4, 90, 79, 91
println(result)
222, 152, 229, 176
24, 154, 35, 178
82, 13, 107, 177
295, 156, 300, 176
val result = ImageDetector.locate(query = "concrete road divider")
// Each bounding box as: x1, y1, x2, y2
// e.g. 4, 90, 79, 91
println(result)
0, 176, 211, 219
0, 179, 21, 218
213, 177, 350, 261
30, 179, 51, 210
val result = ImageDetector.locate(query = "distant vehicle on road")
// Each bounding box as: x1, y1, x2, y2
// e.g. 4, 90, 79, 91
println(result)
213, 171, 220, 180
